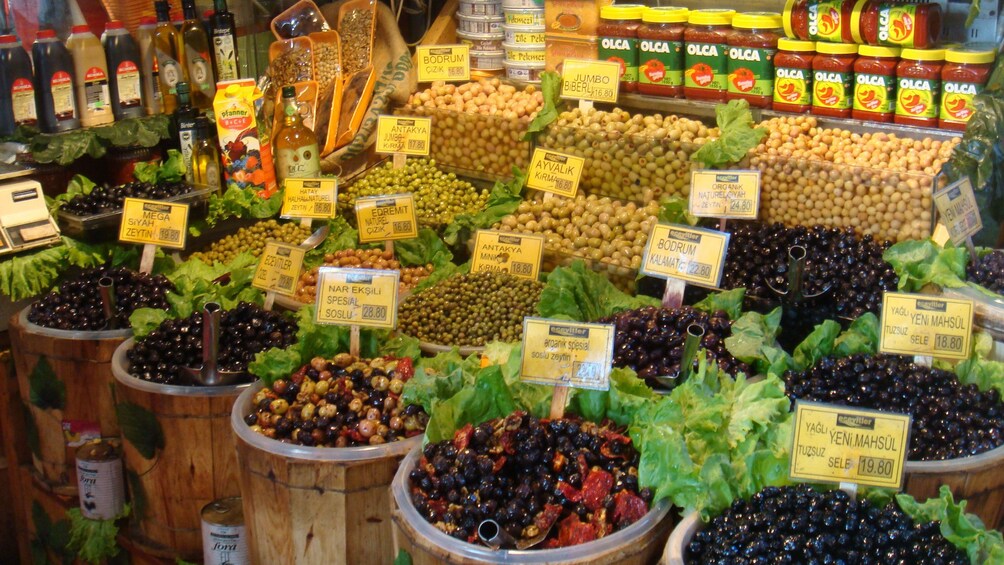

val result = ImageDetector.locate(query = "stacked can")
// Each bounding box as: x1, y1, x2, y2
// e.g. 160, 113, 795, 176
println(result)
458, 0, 506, 73
502, 0, 545, 81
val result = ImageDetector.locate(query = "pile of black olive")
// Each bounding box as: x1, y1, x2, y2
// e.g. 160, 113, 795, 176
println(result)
784, 354, 1004, 461
126, 302, 297, 385
722, 223, 898, 319
966, 249, 1004, 293
409, 412, 652, 548
61, 180, 192, 216
686, 485, 967, 564
28, 267, 173, 331
597, 306, 747, 386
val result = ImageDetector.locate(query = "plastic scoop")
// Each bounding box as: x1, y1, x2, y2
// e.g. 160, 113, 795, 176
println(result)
181, 302, 244, 386
98, 276, 117, 330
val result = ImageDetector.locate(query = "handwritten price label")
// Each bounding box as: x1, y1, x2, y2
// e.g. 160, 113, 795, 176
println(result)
314, 268, 399, 329
520, 318, 614, 391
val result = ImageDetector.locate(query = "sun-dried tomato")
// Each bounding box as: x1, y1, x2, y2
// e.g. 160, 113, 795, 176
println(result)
453, 423, 473, 451
395, 357, 414, 380
535, 503, 563, 532
612, 490, 648, 527
556, 514, 599, 547
581, 468, 614, 511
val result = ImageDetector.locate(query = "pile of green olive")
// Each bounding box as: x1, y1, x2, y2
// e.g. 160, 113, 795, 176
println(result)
192, 220, 312, 264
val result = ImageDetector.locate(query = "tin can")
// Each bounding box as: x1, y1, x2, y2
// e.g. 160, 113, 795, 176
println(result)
202, 497, 249, 565
75, 439, 125, 520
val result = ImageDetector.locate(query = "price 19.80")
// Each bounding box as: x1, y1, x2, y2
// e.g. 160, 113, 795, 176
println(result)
857, 455, 894, 479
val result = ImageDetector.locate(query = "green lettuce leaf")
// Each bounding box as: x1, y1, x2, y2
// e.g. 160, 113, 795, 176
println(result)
51, 175, 96, 211
567, 367, 656, 427
303, 217, 365, 268
791, 319, 842, 371
691, 100, 767, 169
896, 486, 1004, 564
66, 505, 130, 564
883, 239, 968, 292
206, 185, 284, 226
949, 332, 1004, 397
833, 313, 881, 358
693, 288, 746, 320
658, 195, 699, 226
523, 71, 562, 139
394, 228, 453, 268
443, 168, 526, 246
133, 149, 186, 184
725, 307, 792, 376
537, 260, 659, 322
424, 366, 518, 443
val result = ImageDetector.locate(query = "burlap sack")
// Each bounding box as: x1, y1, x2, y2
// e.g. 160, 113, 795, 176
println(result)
317, 1, 416, 174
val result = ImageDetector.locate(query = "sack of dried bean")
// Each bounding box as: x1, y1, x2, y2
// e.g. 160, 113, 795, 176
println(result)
316, 0, 417, 172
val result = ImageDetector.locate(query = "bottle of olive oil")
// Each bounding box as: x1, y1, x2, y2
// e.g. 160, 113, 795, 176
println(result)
210, 0, 239, 81
181, 0, 214, 108
191, 115, 222, 191
153, 0, 188, 114
174, 82, 198, 182
274, 86, 321, 182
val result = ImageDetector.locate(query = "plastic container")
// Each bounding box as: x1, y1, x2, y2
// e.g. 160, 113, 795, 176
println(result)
851, 0, 941, 49
470, 49, 505, 70
102, 21, 145, 121
67, 24, 114, 127
939, 46, 996, 131
504, 8, 544, 27
503, 24, 546, 46
459, 0, 504, 17
136, 16, 161, 115
0, 35, 37, 135
232, 381, 421, 564
772, 38, 815, 113
599, 4, 643, 94
458, 30, 505, 51
851, 44, 900, 122
547, 0, 607, 37
894, 47, 943, 127
683, 9, 735, 102
504, 59, 545, 81
391, 445, 674, 564
504, 41, 545, 63
457, 13, 505, 34
271, 0, 330, 39
727, 12, 783, 108
810, 41, 856, 117
637, 7, 688, 98
32, 29, 80, 133
782, 0, 856, 43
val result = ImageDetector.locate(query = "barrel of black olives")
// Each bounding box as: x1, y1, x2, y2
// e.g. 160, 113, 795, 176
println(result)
389, 446, 674, 565
9, 306, 131, 495
111, 339, 247, 560
904, 444, 1004, 531
230, 381, 420, 565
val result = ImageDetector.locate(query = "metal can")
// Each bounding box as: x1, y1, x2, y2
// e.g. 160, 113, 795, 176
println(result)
75, 439, 125, 520
201, 497, 249, 565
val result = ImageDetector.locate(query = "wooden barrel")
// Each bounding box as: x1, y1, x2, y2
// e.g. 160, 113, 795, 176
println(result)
904, 443, 1004, 531
9, 307, 129, 495
390, 447, 675, 565
20, 464, 87, 565
111, 338, 246, 560
231, 381, 419, 565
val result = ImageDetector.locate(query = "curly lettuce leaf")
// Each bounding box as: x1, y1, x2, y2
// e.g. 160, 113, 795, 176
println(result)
896, 486, 1004, 565
443, 168, 526, 246
658, 195, 699, 226
424, 365, 518, 443
523, 71, 561, 139
691, 100, 767, 169
303, 217, 364, 268
133, 149, 186, 184
51, 174, 96, 212
567, 367, 656, 427
693, 288, 746, 320
394, 228, 453, 268
883, 239, 969, 292
725, 307, 792, 376
537, 260, 659, 322
946, 332, 1004, 397
206, 185, 284, 226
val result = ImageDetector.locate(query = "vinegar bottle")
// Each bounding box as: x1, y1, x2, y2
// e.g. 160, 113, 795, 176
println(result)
67, 24, 114, 127
174, 82, 198, 182
0, 34, 38, 135
154, 0, 189, 114
136, 16, 162, 115
181, 0, 215, 108
32, 29, 80, 133
101, 21, 145, 120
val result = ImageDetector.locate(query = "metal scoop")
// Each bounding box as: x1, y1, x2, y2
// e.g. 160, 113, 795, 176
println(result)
766, 245, 833, 303
299, 224, 330, 250
652, 323, 705, 390
98, 276, 117, 330
181, 303, 244, 386
477, 518, 554, 551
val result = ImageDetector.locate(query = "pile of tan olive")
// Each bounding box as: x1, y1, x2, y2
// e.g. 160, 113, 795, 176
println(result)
294, 249, 434, 303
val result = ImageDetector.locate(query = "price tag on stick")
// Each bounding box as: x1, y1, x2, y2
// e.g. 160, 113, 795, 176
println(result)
376, 115, 432, 169
560, 58, 621, 111
470, 230, 544, 280
933, 177, 982, 259
355, 193, 419, 255
416, 45, 471, 83
520, 318, 615, 418
526, 148, 585, 198
252, 241, 306, 310
281, 178, 338, 226
689, 170, 762, 227
641, 223, 730, 308
790, 401, 912, 491
119, 198, 190, 273
315, 267, 400, 355
879, 292, 974, 361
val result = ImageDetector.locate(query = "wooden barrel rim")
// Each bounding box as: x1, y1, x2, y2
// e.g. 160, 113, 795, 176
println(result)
15, 306, 134, 343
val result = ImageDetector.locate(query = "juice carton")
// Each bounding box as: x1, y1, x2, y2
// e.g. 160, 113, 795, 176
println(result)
213, 79, 278, 198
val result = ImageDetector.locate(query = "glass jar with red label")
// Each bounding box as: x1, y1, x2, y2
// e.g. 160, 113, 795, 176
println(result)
683, 9, 735, 102
783, 0, 856, 43
894, 47, 942, 127
773, 39, 815, 113
727, 12, 783, 108
811, 41, 856, 117
598, 4, 645, 94
851, 0, 941, 49
851, 44, 899, 122
940, 46, 996, 131
638, 7, 689, 97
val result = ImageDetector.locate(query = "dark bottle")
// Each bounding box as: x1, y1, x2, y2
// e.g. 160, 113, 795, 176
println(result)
102, 20, 145, 120
210, 0, 239, 81
0, 34, 38, 135
174, 81, 198, 182
32, 29, 80, 133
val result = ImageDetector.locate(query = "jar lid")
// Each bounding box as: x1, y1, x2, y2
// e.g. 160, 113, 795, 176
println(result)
600, 4, 645, 20
782, 0, 798, 38
944, 46, 996, 64
858, 45, 900, 58
732, 12, 782, 29
71, 24, 90, 34
815, 42, 858, 55
642, 6, 689, 24
901, 47, 945, 61
36, 29, 57, 39
139, 16, 157, 26
0, 35, 16, 44
688, 9, 735, 26
778, 38, 815, 52
105, 20, 125, 30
